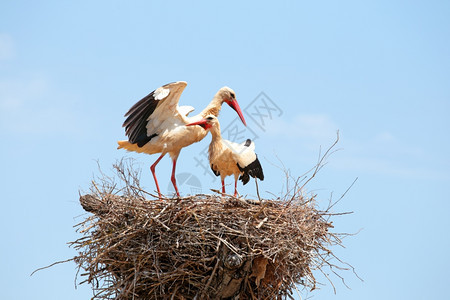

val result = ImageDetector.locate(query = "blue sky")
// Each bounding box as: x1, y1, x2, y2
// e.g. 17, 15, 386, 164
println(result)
1, 1, 449, 299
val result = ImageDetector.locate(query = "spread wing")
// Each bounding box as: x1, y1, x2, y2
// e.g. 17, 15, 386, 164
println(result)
122, 81, 188, 147
178, 105, 195, 116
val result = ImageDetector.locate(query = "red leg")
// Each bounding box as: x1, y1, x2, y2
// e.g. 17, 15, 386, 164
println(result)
221, 179, 226, 195
150, 153, 165, 198
171, 158, 180, 198
234, 179, 238, 197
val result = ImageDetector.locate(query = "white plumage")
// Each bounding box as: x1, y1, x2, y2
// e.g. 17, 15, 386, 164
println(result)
186, 115, 264, 197
225, 139, 257, 169
117, 81, 247, 198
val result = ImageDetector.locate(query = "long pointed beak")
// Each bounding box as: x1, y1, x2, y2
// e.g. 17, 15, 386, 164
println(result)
186, 118, 208, 130
186, 119, 207, 127
228, 99, 247, 126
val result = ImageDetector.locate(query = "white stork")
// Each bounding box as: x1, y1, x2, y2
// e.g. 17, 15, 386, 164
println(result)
117, 81, 246, 198
186, 115, 264, 197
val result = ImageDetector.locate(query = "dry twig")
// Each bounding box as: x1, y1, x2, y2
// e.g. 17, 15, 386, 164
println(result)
66, 158, 355, 299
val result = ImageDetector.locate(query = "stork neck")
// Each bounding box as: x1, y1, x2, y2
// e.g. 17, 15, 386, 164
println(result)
209, 122, 222, 142
201, 94, 222, 117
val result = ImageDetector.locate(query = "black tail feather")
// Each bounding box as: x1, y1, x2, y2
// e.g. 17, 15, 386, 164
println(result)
237, 156, 264, 185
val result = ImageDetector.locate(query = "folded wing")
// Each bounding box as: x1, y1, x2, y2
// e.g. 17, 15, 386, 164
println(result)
226, 139, 264, 185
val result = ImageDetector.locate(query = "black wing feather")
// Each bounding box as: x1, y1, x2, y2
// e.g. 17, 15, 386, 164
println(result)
122, 90, 159, 146
210, 164, 220, 177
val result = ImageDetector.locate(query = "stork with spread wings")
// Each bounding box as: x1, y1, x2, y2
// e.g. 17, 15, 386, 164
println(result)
118, 81, 246, 198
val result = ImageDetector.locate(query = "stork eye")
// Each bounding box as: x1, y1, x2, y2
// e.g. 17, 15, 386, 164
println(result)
230, 92, 235, 99
206, 117, 214, 121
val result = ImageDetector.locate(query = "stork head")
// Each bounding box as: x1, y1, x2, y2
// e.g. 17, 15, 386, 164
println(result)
217, 87, 247, 126
186, 115, 217, 131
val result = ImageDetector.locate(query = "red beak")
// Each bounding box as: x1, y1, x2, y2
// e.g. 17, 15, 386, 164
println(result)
227, 99, 247, 126
186, 119, 207, 126
186, 118, 210, 130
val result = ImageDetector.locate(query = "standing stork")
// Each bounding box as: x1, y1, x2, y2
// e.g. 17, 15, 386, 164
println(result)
117, 81, 246, 198
186, 115, 264, 197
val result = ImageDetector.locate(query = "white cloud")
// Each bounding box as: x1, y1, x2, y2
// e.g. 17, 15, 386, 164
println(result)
0, 35, 83, 137
266, 113, 339, 143
0, 77, 47, 108
0, 76, 82, 137
262, 113, 447, 181
0, 33, 15, 61
335, 132, 448, 181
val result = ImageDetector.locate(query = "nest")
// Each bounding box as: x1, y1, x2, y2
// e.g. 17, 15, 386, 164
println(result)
71, 161, 351, 299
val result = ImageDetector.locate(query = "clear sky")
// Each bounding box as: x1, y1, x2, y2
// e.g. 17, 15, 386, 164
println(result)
1, 1, 449, 299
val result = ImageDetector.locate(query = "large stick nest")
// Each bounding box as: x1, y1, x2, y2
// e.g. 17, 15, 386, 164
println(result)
71, 160, 351, 299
